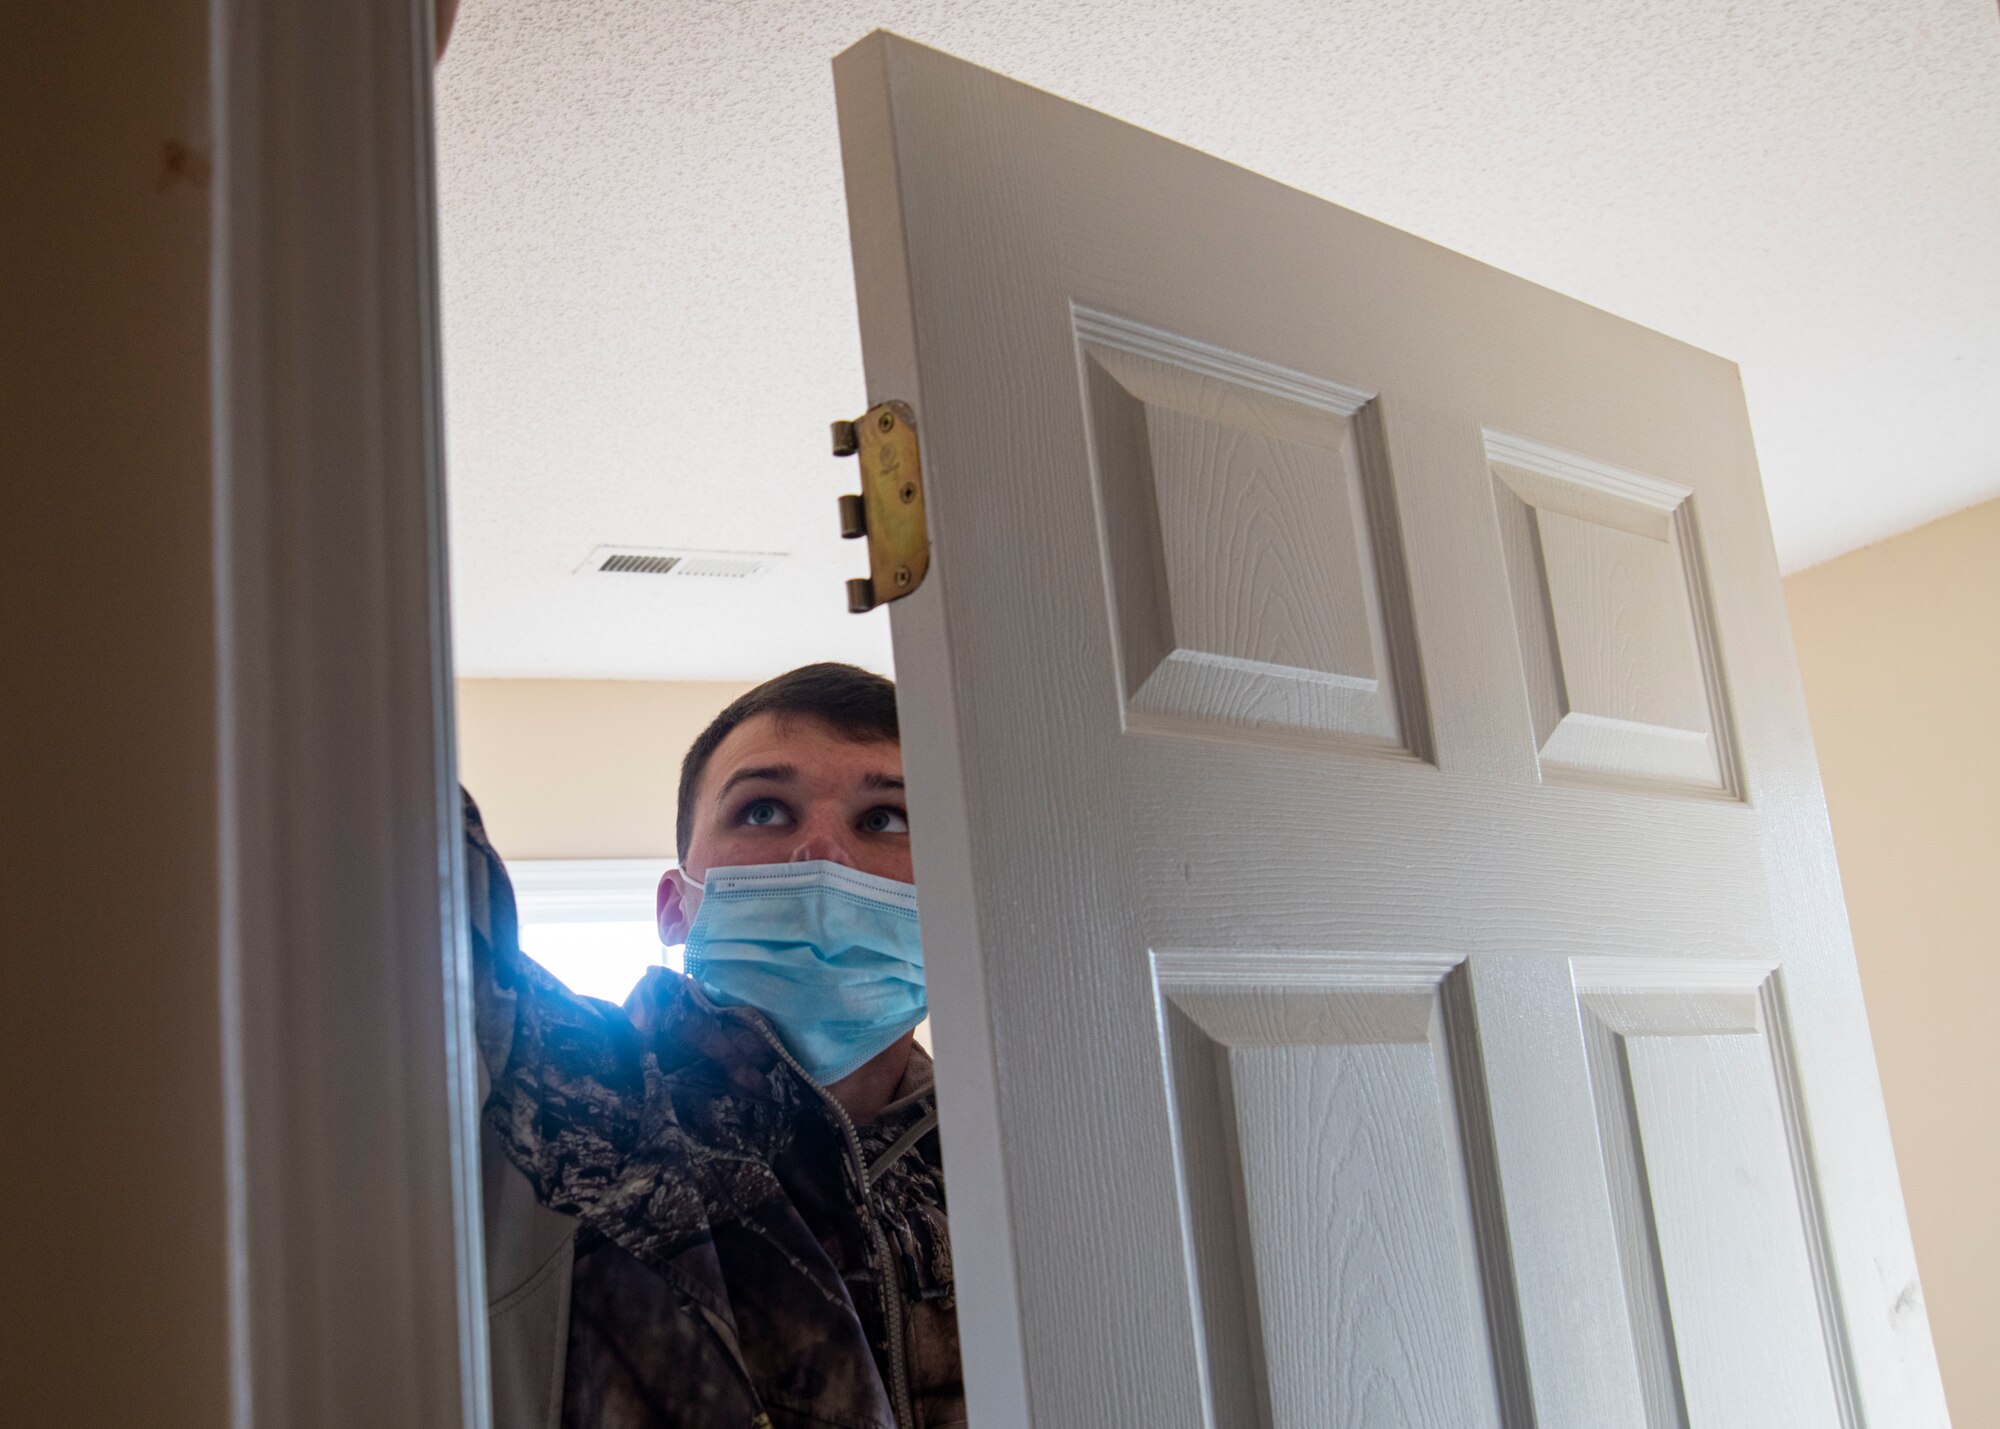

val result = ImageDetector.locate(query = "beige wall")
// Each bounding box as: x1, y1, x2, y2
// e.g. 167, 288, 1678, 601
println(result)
1785, 496, 2000, 1426
1, 3, 230, 1424
456, 678, 754, 859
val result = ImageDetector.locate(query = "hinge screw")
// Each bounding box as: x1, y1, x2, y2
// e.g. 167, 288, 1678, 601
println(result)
898, 481, 917, 505
877, 409, 896, 432
894, 566, 912, 589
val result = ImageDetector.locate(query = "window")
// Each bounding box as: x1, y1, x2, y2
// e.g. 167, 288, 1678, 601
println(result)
506, 858, 677, 1003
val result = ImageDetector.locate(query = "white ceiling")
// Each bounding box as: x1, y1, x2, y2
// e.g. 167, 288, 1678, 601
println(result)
437, 0, 2000, 682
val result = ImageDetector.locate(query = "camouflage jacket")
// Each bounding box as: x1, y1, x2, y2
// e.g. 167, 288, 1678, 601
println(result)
466, 793, 964, 1429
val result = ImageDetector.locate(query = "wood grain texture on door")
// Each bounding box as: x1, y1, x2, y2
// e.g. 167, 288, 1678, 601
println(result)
1487, 432, 1740, 796
1157, 951, 1518, 1429
1579, 960, 1860, 1428
835, 30, 1946, 1429
1077, 308, 1428, 757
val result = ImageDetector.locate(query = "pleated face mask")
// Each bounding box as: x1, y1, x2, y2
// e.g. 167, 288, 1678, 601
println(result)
681, 859, 925, 1086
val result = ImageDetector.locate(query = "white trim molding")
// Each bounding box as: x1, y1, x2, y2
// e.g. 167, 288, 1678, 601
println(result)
507, 858, 674, 925
211, 0, 489, 1426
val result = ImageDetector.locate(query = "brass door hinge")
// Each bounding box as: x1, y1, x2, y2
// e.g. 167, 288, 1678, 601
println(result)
832, 401, 928, 613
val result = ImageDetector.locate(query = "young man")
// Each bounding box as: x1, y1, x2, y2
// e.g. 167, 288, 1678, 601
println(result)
469, 664, 962, 1428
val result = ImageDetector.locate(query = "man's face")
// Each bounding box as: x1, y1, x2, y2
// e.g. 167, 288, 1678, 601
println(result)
657, 712, 909, 944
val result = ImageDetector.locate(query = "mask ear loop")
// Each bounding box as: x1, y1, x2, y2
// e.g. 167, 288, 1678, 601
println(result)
674, 867, 710, 979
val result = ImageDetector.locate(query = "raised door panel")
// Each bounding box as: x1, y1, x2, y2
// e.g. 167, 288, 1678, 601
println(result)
1488, 433, 1739, 796
1078, 309, 1429, 758
1156, 953, 1509, 1429
1579, 965, 1852, 1428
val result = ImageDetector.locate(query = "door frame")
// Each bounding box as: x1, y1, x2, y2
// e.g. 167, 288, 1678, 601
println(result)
210, 1, 488, 1425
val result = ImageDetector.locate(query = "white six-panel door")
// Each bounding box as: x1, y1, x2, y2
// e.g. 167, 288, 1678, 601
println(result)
835, 32, 1948, 1429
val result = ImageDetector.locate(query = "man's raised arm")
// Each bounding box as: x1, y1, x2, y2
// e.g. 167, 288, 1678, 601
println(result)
463, 789, 651, 1207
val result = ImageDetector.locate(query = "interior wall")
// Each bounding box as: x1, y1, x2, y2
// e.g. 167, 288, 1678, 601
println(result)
0, 3, 229, 1423
456, 678, 754, 859
1784, 495, 1999, 1427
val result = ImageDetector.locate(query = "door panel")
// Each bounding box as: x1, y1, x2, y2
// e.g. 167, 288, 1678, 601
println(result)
1579, 963, 1855, 1428
834, 31, 1947, 1429
1486, 432, 1739, 796
1077, 309, 1428, 756
1158, 953, 1507, 1429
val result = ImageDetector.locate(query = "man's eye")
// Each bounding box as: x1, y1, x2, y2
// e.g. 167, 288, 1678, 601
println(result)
740, 799, 792, 828
859, 806, 909, 835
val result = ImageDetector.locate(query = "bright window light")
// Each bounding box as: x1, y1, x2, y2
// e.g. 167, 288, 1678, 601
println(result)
507, 858, 678, 1005
519, 919, 679, 1004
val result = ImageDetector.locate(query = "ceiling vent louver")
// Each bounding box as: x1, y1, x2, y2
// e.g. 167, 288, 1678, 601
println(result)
578, 545, 783, 581
598, 552, 682, 575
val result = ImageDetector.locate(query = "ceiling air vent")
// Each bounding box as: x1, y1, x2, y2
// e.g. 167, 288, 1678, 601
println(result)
599, 552, 682, 575
578, 545, 783, 581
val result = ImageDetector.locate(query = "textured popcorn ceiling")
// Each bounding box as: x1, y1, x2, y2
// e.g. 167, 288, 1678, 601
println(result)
437, 0, 2000, 681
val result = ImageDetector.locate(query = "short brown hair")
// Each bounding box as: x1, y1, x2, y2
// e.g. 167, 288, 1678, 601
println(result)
676, 662, 900, 859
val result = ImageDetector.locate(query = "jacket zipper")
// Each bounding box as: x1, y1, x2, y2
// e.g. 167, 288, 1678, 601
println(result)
748, 1019, 917, 1429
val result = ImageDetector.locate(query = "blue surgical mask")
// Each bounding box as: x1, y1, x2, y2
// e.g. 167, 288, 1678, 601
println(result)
681, 860, 925, 1086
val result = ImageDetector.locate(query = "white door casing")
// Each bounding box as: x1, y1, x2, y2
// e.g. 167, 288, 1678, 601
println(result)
213, 1, 489, 1425
835, 33, 1947, 1429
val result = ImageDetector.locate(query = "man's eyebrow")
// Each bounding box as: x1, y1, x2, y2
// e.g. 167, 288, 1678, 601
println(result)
715, 764, 797, 800
860, 771, 906, 793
